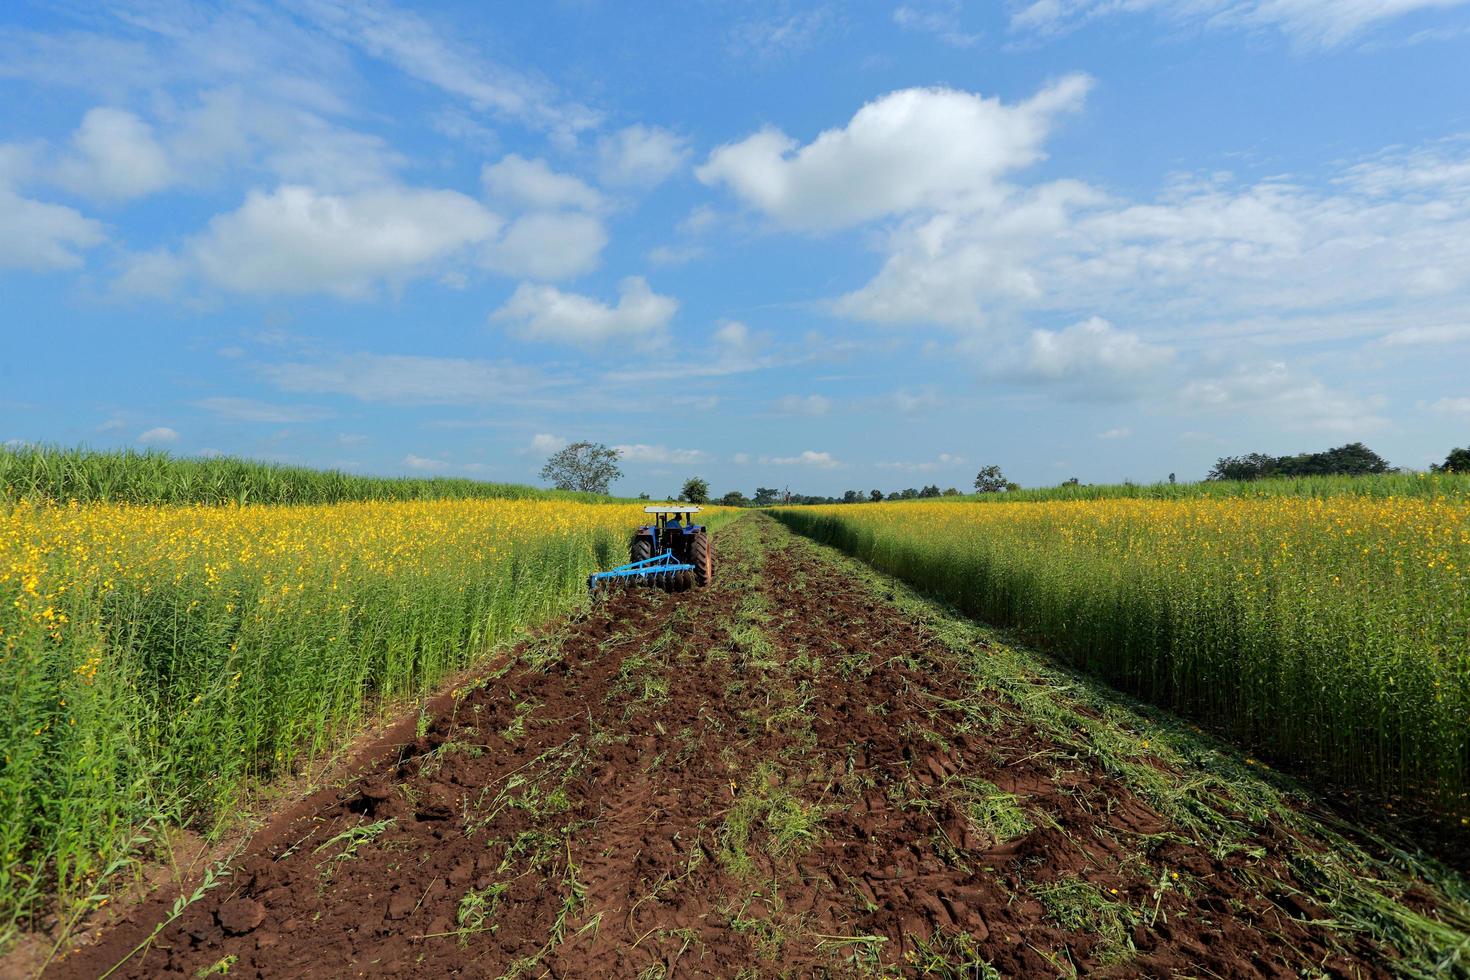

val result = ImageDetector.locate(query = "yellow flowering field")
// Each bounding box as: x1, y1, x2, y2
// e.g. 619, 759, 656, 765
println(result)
1, 498, 710, 933
775, 496, 1470, 811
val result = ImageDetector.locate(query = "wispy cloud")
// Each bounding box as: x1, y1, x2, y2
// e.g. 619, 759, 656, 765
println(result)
195, 396, 334, 423
264, 353, 564, 406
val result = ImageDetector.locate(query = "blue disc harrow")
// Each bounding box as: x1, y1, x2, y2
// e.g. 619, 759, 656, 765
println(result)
587, 550, 696, 591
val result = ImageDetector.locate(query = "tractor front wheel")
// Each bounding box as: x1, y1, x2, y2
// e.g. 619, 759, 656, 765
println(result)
691, 530, 713, 588
630, 536, 652, 564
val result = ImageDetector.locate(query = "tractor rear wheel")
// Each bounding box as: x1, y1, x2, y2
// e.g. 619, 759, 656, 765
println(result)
691, 530, 712, 587
630, 536, 651, 564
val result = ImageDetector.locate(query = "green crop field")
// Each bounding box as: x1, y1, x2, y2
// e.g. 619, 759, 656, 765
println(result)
0, 445, 616, 507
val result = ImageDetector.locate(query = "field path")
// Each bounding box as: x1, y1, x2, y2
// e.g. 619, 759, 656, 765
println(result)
50, 515, 1418, 977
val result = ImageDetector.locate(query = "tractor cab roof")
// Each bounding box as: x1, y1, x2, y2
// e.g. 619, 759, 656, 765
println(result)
643, 505, 701, 514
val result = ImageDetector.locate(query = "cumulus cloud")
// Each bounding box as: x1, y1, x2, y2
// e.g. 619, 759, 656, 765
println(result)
0, 185, 105, 271
482, 211, 608, 280
764, 450, 840, 468
55, 107, 174, 201
613, 444, 707, 464
482, 154, 604, 211
1098, 427, 1132, 440
403, 453, 449, 471
188, 184, 499, 296
138, 426, 179, 444
697, 76, 1092, 230
1008, 0, 1470, 47
478, 155, 608, 280
1179, 360, 1387, 434
992, 317, 1175, 395
838, 142, 1470, 334
491, 276, 678, 346
597, 125, 691, 187
714, 319, 754, 351
530, 433, 567, 453
0, 142, 105, 269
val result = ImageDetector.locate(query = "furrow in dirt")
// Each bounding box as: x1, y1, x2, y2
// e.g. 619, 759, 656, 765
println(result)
49, 514, 1403, 978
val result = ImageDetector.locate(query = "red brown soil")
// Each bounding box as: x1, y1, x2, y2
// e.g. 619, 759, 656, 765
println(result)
46, 516, 1398, 978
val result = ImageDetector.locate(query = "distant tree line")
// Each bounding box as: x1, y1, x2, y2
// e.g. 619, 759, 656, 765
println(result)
541, 440, 1470, 505
1207, 442, 1470, 481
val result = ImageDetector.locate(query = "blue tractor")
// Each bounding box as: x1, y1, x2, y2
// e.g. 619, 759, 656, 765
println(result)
588, 505, 713, 592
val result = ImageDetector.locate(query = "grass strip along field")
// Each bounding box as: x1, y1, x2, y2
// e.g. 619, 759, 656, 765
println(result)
0, 496, 727, 948
773, 493, 1470, 820
44, 515, 1470, 978
0, 445, 613, 507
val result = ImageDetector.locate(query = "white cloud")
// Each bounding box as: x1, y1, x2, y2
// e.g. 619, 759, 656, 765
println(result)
1179, 360, 1387, 434
729, 7, 836, 59
491, 276, 678, 346
1380, 323, 1470, 346
731, 452, 752, 465
1426, 397, 1470, 416
993, 317, 1175, 395
530, 433, 567, 453
482, 211, 607, 280
402, 453, 449, 471
775, 394, 832, 415
833, 179, 1100, 327
893, 1, 983, 47
1008, 0, 1470, 47
294, 0, 597, 133
697, 76, 1092, 231
188, 184, 499, 297
647, 243, 706, 266
765, 450, 841, 468
613, 444, 707, 464
138, 426, 179, 445
0, 184, 105, 270
55, 107, 174, 201
338, 433, 368, 445
839, 141, 1470, 334
680, 205, 721, 236
194, 397, 333, 423
112, 249, 187, 298
883, 389, 944, 415
266, 353, 556, 405
0, 143, 105, 269
482, 154, 604, 211
597, 125, 691, 187
1098, 427, 1132, 440
714, 319, 754, 351
878, 452, 966, 472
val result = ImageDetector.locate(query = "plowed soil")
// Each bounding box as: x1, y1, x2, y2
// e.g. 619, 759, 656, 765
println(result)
47, 516, 1428, 978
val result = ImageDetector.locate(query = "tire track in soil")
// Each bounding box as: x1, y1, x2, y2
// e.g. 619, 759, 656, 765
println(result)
51, 514, 1395, 978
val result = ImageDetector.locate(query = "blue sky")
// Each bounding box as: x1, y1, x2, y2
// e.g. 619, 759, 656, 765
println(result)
3, 0, 1469, 497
